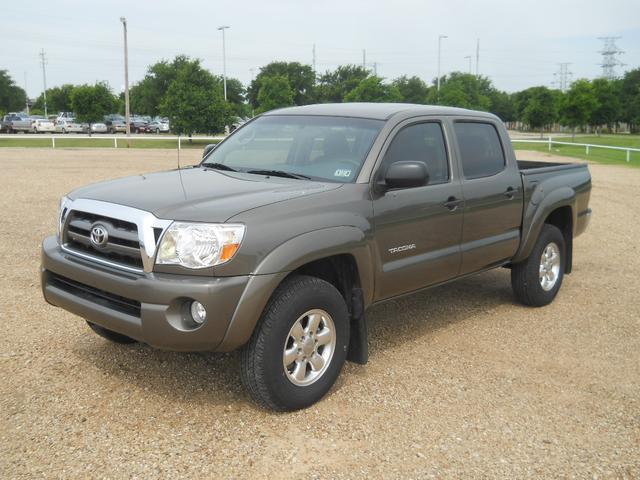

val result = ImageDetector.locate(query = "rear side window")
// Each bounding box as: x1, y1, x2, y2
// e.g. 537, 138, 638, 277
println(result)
381, 122, 449, 184
454, 122, 505, 179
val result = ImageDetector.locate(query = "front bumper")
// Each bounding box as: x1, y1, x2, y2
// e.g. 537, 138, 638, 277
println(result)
41, 235, 251, 351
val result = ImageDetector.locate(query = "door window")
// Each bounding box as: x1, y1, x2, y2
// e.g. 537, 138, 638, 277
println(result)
454, 122, 505, 179
380, 122, 449, 184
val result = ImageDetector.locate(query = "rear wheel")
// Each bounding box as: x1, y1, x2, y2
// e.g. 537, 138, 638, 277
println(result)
86, 321, 137, 344
241, 275, 349, 411
511, 224, 565, 307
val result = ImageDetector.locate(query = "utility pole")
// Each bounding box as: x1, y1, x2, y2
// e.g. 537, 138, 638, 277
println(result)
249, 68, 255, 83
373, 62, 378, 76
120, 17, 131, 147
218, 25, 230, 101
598, 36, 624, 80
437, 34, 447, 97
464, 56, 472, 74
475, 38, 480, 77
553, 63, 572, 92
39, 49, 48, 117
362, 49, 366, 69
312, 44, 316, 73
24, 71, 29, 115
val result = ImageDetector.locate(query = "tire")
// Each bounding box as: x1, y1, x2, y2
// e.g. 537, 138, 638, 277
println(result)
86, 321, 138, 344
511, 224, 566, 307
241, 275, 350, 411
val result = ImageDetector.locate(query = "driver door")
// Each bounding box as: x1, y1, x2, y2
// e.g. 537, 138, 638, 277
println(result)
372, 120, 464, 300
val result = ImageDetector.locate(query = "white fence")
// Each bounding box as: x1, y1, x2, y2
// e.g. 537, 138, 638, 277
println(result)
513, 138, 640, 163
0, 134, 224, 150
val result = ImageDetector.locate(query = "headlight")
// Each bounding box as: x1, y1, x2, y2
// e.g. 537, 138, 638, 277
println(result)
156, 222, 245, 269
57, 196, 71, 240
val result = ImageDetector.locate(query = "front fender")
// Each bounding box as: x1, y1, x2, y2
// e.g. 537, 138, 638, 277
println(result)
512, 185, 575, 263
217, 226, 373, 351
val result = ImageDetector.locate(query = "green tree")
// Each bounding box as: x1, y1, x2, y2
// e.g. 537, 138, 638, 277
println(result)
256, 75, 294, 113
316, 65, 370, 103
248, 62, 315, 107
33, 84, 75, 113
344, 76, 402, 103
489, 90, 516, 123
590, 78, 621, 134
392, 75, 429, 103
160, 60, 228, 134
129, 55, 193, 116
428, 72, 492, 111
0, 70, 27, 115
219, 77, 249, 117
560, 79, 597, 137
70, 83, 116, 124
620, 68, 640, 133
516, 86, 558, 137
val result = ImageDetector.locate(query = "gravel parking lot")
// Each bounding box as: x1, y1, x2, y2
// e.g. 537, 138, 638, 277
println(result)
1, 148, 638, 478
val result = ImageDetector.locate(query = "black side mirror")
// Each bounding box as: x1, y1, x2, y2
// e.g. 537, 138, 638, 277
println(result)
385, 161, 429, 189
202, 143, 217, 159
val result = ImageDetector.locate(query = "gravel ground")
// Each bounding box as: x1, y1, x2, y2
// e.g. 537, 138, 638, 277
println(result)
1, 148, 638, 479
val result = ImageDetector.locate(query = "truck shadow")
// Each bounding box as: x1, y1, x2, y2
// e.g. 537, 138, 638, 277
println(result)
74, 269, 515, 408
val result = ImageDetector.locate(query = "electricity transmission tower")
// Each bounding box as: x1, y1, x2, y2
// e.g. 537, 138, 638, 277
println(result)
598, 37, 625, 80
553, 63, 572, 92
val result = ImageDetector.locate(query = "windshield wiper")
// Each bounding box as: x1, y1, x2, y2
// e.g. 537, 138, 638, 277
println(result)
202, 162, 237, 172
246, 169, 311, 180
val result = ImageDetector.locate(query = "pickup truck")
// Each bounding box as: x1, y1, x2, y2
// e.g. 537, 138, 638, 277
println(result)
41, 104, 591, 411
2, 114, 33, 133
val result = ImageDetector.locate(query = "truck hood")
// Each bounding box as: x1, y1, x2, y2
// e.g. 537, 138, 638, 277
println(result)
69, 167, 342, 222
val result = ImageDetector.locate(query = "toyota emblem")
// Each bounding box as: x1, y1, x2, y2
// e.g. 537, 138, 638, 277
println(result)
90, 224, 109, 248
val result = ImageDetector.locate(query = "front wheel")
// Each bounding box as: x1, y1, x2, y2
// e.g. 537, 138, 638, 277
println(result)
241, 275, 350, 411
511, 224, 566, 307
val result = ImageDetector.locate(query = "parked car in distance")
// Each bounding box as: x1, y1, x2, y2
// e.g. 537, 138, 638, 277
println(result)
32, 118, 56, 133
143, 120, 170, 134
2, 114, 33, 133
111, 120, 127, 134
90, 123, 108, 134
57, 112, 75, 121
103, 114, 127, 133
55, 119, 88, 134
41, 104, 592, 411
230, 116, 250, 132
128, 117, 148, 133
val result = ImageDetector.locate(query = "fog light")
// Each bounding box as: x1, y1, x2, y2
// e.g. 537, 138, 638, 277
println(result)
190, 301, 207, 325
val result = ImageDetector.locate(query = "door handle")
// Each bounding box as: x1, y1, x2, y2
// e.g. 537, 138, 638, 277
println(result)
504, 187, 516, 199
443, 196, 463, 211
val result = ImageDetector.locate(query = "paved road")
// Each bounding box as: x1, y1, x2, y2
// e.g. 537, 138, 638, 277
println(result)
1, 148, 638, 478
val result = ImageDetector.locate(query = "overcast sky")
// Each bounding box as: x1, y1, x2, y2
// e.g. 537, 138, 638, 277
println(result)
3, 0, 640, 98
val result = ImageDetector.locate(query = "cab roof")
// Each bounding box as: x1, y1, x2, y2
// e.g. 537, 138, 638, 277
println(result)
265, 103, 498, 121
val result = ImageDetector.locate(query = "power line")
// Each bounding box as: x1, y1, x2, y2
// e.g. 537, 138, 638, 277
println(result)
553, 62, 572, 92
598, 36, 625, 80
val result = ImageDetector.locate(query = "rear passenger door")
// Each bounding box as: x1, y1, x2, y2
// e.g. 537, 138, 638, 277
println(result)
452, 120, 523, 275
372, 119, 464, 300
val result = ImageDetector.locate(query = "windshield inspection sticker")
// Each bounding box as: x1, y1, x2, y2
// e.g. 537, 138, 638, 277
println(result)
334, 169, 352, 178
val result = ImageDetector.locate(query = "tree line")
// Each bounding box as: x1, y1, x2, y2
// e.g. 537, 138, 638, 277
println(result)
2, 58, 640, 135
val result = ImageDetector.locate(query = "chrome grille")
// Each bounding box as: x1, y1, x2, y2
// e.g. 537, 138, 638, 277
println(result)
63, 210, 144, 270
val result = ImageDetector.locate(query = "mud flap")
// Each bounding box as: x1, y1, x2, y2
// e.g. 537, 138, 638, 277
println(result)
347, 288, 369, 364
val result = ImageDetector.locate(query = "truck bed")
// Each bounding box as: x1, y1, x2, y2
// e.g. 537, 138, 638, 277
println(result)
517, 160, 585, 175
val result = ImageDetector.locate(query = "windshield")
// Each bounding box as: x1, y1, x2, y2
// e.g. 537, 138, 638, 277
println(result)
202, 115, 384, 183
